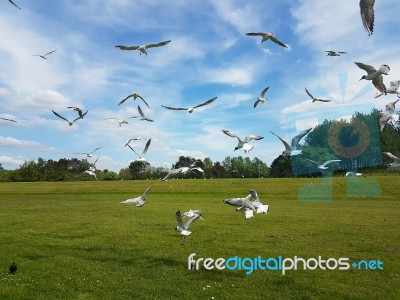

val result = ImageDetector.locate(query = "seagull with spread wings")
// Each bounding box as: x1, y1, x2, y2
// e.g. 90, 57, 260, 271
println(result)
359, 0, 375, 36
33, 49, 57, 59
222, 129, 264, 153
74, 146, 103, 158
379, 99, 399, 131
118, 92, 150, 108
305, 87, 331, 103
355, 62, 389, 95
304, 158, 341, 171
246, 32, 287, 48
115, 40, 171, 55
325, 51, 347, 56
137, 105, 154, 122
175, 209, 202, 237
127, 138, 151, 162
120, 187, 152, 206
270, 128, 312, 156
161, 97, 217, 114
254, 86, 269, 108
375, 80, 400, 98
52, 110, 87, 126
105, 116, 138, 127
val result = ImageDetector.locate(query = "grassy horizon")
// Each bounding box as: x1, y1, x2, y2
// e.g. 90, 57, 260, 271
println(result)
1, 177, 399, 299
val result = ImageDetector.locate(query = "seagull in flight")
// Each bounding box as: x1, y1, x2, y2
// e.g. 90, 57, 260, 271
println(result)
325, 51, 347, 56
359, 0, 375, 36
161, 97, 217, 114
305, 87, 331, 103
355, 62, 390, 95
33, 49, 57, 59
120, 187, 152, 207
175, 209, 202, 236
127, 138, 151, 162
74, 146, 103, 158
67, 106, 87, 119
254, 86, 269, 108
84, 156, 100, 179
52, 110, 87, 126
0, 117, 17, 123
124, 137, 148, 147
161, 167, 190, 181
105, 116, 138, 127
223, 193, 256, 220
222, 130, 264, 153
379, 99, 399, 131
383, 152, 400, 170
137, 105, 154, 122
375, 80, 400, 98
115, 40, 171, 55
246, 32, 287, 48
345, 171, 364, 178
304, 158, 341, 170
118, 92, 150, 108
249, 190, 269, 214
7, 0, 20, 9
270, 128, 312, 156
182, 209, 205, 220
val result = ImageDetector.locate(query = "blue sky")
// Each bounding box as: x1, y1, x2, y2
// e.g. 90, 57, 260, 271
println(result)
0, 0, 399, 172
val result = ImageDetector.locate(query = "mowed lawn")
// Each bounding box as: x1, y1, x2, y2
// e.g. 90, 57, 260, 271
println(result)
0, 177, 399, 300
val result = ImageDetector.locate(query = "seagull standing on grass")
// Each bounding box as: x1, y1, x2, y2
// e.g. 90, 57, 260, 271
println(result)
222, 130, 264, 153
305, 87, 331, 103
269, 128, 312, 156
175, 209, 202, 237
127, 138, 151, 162
118, 92, 150, 108
52, 110, 87, 126
359, 0, 375, 36
383, 152, 400, 170
254, 86, 269, 108
33, 49, 57, 59
115, 40, 171, 55
120, 187, 152, 207
379, 99, 399, 131
161, 97, 217, 114
355, 62, 390, 95
246, 32, 288, 48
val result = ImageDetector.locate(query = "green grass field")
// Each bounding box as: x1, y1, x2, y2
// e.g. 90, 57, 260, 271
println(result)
1, 177, 399, 299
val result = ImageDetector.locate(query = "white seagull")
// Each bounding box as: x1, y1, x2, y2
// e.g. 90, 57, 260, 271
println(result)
161, 97, 217, 114
270, 128, 312, 156
175, 209, 202, 236
383, 152, 400, 170
127, 138, 151, 162
325, 51, 347, 56
254, 86, 269, 108
115, 40, 171, 55
182, 209, 205, 220
74, 146, 103, 158
84, 156, 100, 179
105, 116, 138, 127
52, 110, 87, 126
345, 171, 364, 178
305, 87, 331, 103
375, 80, 400, 98
304, 158, 341, 170
355, 62, 390, 95
246, 32, 287, 48
379, 99, 399, 131
138, 105, 154, 122
33, 49, 57, 59
359, 0, 375, 36
222, 130, 264, 153
118, 92, 150, 108
249, 190, 269, 214
223, 193, 256, 219
160, 167, 191, 181
120, 187, 152, 207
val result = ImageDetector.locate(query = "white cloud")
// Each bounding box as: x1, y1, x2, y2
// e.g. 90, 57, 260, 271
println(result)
0, 155, 25, 168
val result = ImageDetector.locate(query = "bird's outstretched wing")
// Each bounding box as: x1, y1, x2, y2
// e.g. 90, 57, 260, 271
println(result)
384, 152, 400, 161
359, 0, 375, 36
291, 128, 312, 149
269, 131, 290, 152
52, 110, 70, 123
193, 97, 217, 109
243, 135, 264, 143
142, 138, 151, 156
0, 117, 17, 123
222, 129, 240, 140
145, 40, 171, 49
270, 35, 287, 48
72, 110, 88, 123
354, 62, 376, 74
115, 45, 140, 51
161, 105, 187, 111
260, 86, 269, 98
246, 32, 265, 37
8, 0, 21, 9
45, 49, 57, 56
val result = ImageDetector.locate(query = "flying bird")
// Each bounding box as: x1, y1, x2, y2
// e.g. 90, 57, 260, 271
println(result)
383, 152, 400, 170
84, 156, 100, 179
379, 99, 399, 131
33, 49, 57, 59
175, 209, 202, 236
127, 138, 151, 162
246, 32, 288, 48
67, 106, 87, 119
359, 0, 375, 36
161, 97, 217, 114
0, 117, 17, 123
254, 86, 269, 108
115, 40, 171, 55
8, 262, 17, 274
118, 92, 150, 108
7, 0, 20, 9
249, 190, 269, 214
345, 171, 364, 178
375, 80, 400, 98
124, 137, 148, 147
304, 158, 341, 170
325, 51, 347, 56
137, 105, 154, 122
355, 62, 390, 95
223, 193, 256, 220
105, 116, 138, 127
52, 110, 87, 126
305, 87, 331, 103
74, 146, 103, 158
222, 130, 264, 153
160, 167, 190, 181
182, 209, 205, 220
120, 187, 152, 207
269, 128, 312, 156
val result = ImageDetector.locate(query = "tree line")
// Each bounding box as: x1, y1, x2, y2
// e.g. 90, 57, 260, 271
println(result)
1, 110, 399, 182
